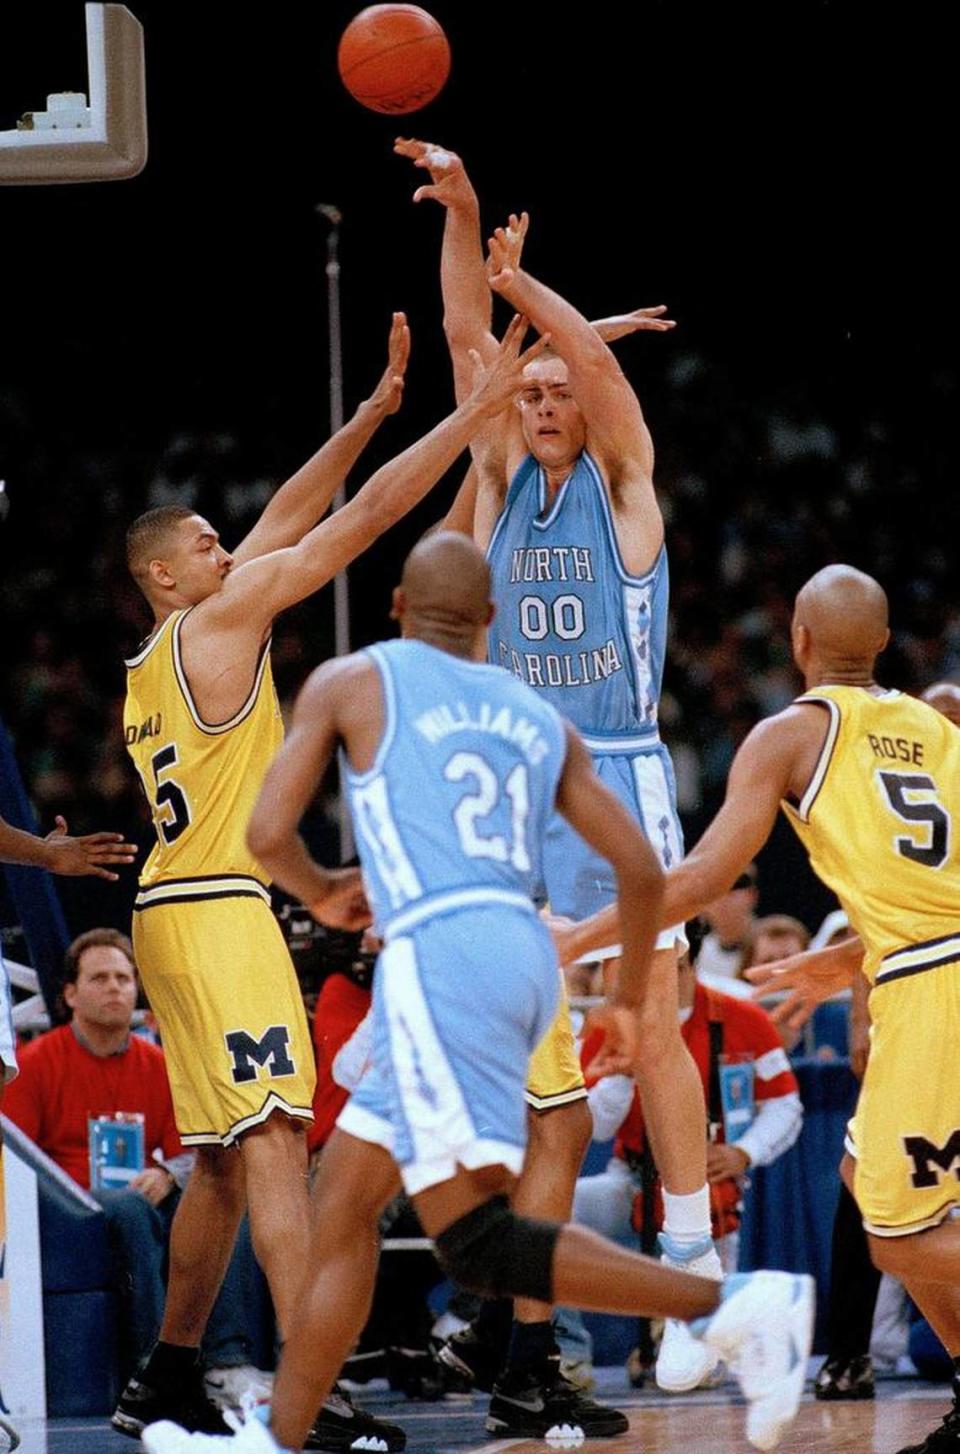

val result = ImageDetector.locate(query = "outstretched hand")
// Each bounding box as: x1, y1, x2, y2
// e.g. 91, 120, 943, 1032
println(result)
583, 1002, 641, 1079
43, 816, 138, 881
486, 213, 530, 293
393, 136, 476, 209
308, 867, 373, 932
745, 942, 858, 1033
467, 312, 550, 415
592, 305, 677, 343
367, 311, 411, 416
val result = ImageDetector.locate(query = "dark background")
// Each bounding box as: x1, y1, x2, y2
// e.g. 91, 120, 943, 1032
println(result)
1, 2, 956, 936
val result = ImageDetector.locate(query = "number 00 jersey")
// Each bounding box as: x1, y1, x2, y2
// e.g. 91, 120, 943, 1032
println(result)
124, 608, 283, 894
346, 639, 567, 938
783, 685, 960, 985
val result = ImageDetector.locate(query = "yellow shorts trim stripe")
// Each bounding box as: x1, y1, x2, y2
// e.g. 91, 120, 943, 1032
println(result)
182, 1093, 314, 1148
876, 936, 960, 985
135, 874, 271, 910
525, 975, 587, 1108
525, 1083, 588, 1112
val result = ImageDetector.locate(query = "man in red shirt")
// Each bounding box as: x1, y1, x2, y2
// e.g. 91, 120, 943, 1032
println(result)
4, 928, 260, 1385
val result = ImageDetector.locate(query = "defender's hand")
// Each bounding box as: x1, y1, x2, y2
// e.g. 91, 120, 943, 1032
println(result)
584, 1002, 641, 1079
309, 867, 373, 931
43, 817, 137, 881
593, 305, 677, 343
367, 312, 411, 417
467, 313, 550, 417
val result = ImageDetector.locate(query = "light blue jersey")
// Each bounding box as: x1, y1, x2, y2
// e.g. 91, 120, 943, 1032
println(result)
346, 638, 567, 939
486, 450, 685, 934
486, 450, 668, 746
339, 637, 568, 1193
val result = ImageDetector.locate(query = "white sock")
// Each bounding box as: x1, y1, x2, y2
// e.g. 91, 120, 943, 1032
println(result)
662, 1185, 711, 1249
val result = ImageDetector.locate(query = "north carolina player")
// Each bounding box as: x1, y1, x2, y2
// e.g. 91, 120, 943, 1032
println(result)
563, 563, 960, 1454
395, 137, 717, 1404
114, 316, 545, 1449
140, 533, 815, 1454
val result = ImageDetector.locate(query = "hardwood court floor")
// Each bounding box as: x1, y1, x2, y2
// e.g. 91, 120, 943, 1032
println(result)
20, 1373, 954, 1453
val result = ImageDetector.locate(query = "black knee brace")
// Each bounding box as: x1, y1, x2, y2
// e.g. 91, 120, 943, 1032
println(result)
433, 1196, 559, 1303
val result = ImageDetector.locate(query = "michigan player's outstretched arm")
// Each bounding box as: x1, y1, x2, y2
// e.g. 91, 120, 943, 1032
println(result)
745, 935, 864, 1031
486, 220, 665, 572
0, 812, 136, 880
198, 317, 550, 639
554, 703, 832, 967
230, 313, 411, 567
247, 656, 374, 927
553, 722, 665, 1073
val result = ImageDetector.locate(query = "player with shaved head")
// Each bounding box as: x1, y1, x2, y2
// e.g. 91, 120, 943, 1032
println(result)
559, 563, 960, 1454
141, 532, 815, 1454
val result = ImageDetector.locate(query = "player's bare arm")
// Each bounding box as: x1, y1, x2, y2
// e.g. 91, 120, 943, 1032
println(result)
247, 655, 381, 927
231, 312, 411, 567
553, 721, 665, 1075
745, 934, 864, 1032
487, 219, 665, 572
0, 812, 136, 881
183, 318, 548, 723
394, 138, 496, 380
555, 703, 832, 965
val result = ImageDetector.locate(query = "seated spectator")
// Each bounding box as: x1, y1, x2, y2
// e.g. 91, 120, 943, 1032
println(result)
747, 914, 810, 968
3, 928, 267, 1399
696, 864, 758, 982
555, 924, 803, 1392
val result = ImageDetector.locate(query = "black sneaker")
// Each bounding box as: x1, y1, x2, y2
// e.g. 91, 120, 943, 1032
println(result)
111, 1365, 229, 1438
895, 1404, 960, 1453
305, 1385, 407, 1452
0, 1413, 20, 1452
814, 1354, 875, 1401
437, 1324, 503, 1394
486, 1362, 629, 1440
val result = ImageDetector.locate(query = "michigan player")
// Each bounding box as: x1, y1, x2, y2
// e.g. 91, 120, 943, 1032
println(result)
395, 137, 718, 1407
561, 563, 960, 1454
141, 532, 815, 1454
113, 315, 547, 1448
0, 811, 136, 1454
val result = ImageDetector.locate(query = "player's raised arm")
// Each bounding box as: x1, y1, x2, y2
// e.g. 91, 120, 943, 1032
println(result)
246, 657, 369, 927
394, 138, 498, 397
211, 316, 550, 631
231, 313, 411, 566
0, 813, 136, 881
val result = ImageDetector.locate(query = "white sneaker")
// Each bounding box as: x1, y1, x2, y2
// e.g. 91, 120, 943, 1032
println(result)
0, 1414, 20, 1453
205, 1366, 275, 1411
656, 1242, 723, 1392
700, 1271, 815, 1451
142, 1407, 282, 1453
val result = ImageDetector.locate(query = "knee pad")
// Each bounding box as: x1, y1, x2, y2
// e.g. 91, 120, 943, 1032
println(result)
433, 1196, 559, 1303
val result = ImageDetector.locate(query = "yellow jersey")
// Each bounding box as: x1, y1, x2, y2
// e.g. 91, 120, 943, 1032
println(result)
783, 684, 960, 985
124, 608, 283, 891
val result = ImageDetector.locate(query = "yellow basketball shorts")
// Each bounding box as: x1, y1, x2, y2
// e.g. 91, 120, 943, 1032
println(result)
525, 970, 587, 1112
132, 877, 315, 1147
848, 955, 960, 1237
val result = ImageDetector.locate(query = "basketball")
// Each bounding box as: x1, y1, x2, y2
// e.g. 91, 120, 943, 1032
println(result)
337, 5, 451, 115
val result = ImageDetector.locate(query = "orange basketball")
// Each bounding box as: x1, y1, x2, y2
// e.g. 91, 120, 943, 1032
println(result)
337, 5, 451, 115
